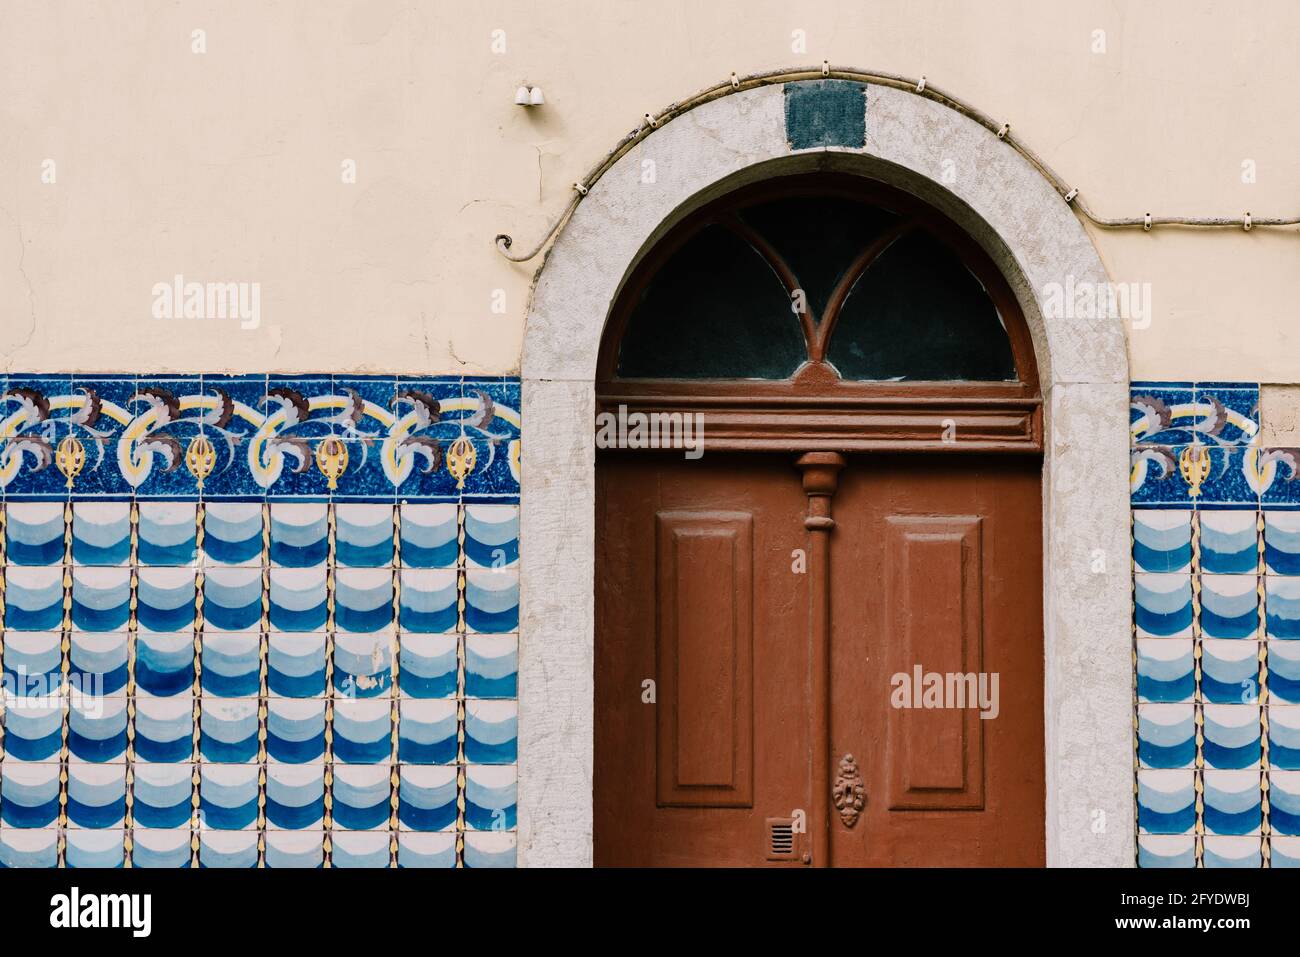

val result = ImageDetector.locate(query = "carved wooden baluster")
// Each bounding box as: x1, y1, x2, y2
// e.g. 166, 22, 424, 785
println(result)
795, 451, 845, 866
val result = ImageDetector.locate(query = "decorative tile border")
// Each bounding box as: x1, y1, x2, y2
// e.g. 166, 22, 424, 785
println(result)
0, 373, 520, 868
0, 375, 520, 502
1133, 381, 1299, 869
1131, 381, 1300, 509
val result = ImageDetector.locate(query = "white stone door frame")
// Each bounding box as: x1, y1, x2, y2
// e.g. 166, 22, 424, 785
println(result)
519, 81, 1132, 867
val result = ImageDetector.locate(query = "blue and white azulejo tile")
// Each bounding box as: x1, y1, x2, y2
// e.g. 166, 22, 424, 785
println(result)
5, 566, 65, 631
463, 504, 519, 568
1137, 769, 1195, 835
463, 832, 517, 868
398, 569, 458, 633
265, 831, 324, 869
1270, 706, 1300, 770
134, 693, 194, 762
132, 763, 194, 829
5, 502, 65, 565
396, 699, 457, 765
0, 828, 59, 868
398, 632, 458, 699
1269, 641, 1300, 704
465, 568, 519, 634
330, 830, 389, 868
398, 832, 456, 868
132, 831, 193, 869
465, 634, 518, 699
1202, 769, 1262, 836
1137, 703, 1195, 769
398, 504, 458, 568
268, 632, 327, 698
464, 765, 517, 832
335, 503, 394, 567
1265, 512, 1300, 573
1137, 834, 1195, 868
1266, 575, 1300, 639
1270, 770, 1300, 836
1198, 510, 1258, 574
1201, 704, 1261, 769
397, 765, 458, 831
135, 632, 195, 698
333, 697, 394, 764
1132, 509, 1192, 573
1202, 836, 1262, 868
200, 631, 262, 698
464, 700, 518, 764
1199, 574, 1260, 640
1200, 639, 1260, 704
138, 502, 197, 565
202, 503, 262, 565
71, 502, 130, 565
335, 568, 394, 633
332, 765, 390, 831
1134, 573, 1193, 638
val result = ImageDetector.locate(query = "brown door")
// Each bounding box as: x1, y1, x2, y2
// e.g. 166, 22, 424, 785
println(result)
827, 455, 1044, 866
594, 450, 1044, 866
594, 452, 814, 866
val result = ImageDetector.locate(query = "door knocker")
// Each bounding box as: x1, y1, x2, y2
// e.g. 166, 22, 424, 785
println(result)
833, 753, 866, 827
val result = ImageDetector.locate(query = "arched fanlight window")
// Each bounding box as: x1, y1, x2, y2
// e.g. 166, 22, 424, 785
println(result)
607, 175, 1027, 386
596, 173, 1042, 453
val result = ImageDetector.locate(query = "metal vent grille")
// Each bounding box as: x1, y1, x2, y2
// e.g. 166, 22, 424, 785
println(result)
766, 817, 797, 861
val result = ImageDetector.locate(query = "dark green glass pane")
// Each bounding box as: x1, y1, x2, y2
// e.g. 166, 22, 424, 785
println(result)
616, 224, 806, 379
738, 197, 900, 324
826, 231, 1017, 381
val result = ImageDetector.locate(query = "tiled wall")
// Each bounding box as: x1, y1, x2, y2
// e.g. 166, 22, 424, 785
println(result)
24, 371, 1298, 868
1132, 381, 1300, 868
0, 374, 520, 867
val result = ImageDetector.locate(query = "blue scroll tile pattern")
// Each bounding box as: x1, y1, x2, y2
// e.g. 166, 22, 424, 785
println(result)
0, 374, 519, 868
1133, 380, 1297, 868
0, 374, 520, 502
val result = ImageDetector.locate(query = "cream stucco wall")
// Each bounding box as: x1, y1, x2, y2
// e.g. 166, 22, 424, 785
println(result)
0, 0, 1296, 379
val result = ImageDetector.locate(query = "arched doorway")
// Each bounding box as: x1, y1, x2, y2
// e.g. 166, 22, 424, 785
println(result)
519, 79, 1131, 869
593, 173, 1045, 865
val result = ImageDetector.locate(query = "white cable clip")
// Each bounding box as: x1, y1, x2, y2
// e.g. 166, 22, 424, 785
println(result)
996, 123, 1010, 140
822, 60, 830, 77
1064, 187, 1079, 204
1143, 213, 1152, 231
915, 75, 926, 93
730, 72, 740, 89
644, 112, 658, 128
1244, 212, 1253, 232
573, 182, 589, 196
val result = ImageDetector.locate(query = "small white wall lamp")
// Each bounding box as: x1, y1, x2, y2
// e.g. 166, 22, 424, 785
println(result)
515, 84, 545, 106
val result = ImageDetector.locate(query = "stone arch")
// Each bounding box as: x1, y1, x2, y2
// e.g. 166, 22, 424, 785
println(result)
519, 79, 1131, 867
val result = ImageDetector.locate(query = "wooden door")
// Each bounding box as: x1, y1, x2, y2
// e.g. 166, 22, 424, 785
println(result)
594, 452, 814, 866
593, 451, 1044, 866
590, 172, 1047, 866
827, 455, 1045, 866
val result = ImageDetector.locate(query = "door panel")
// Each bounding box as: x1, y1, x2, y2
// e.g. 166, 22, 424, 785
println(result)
883, 515, 985, 809
654, 510, 754, 807
828, 455, 1044, 866
595, 452, 811, 866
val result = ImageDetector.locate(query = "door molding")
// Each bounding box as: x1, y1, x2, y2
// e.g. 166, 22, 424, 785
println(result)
520, 77, 1132, 867
795, 451, 846, 866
